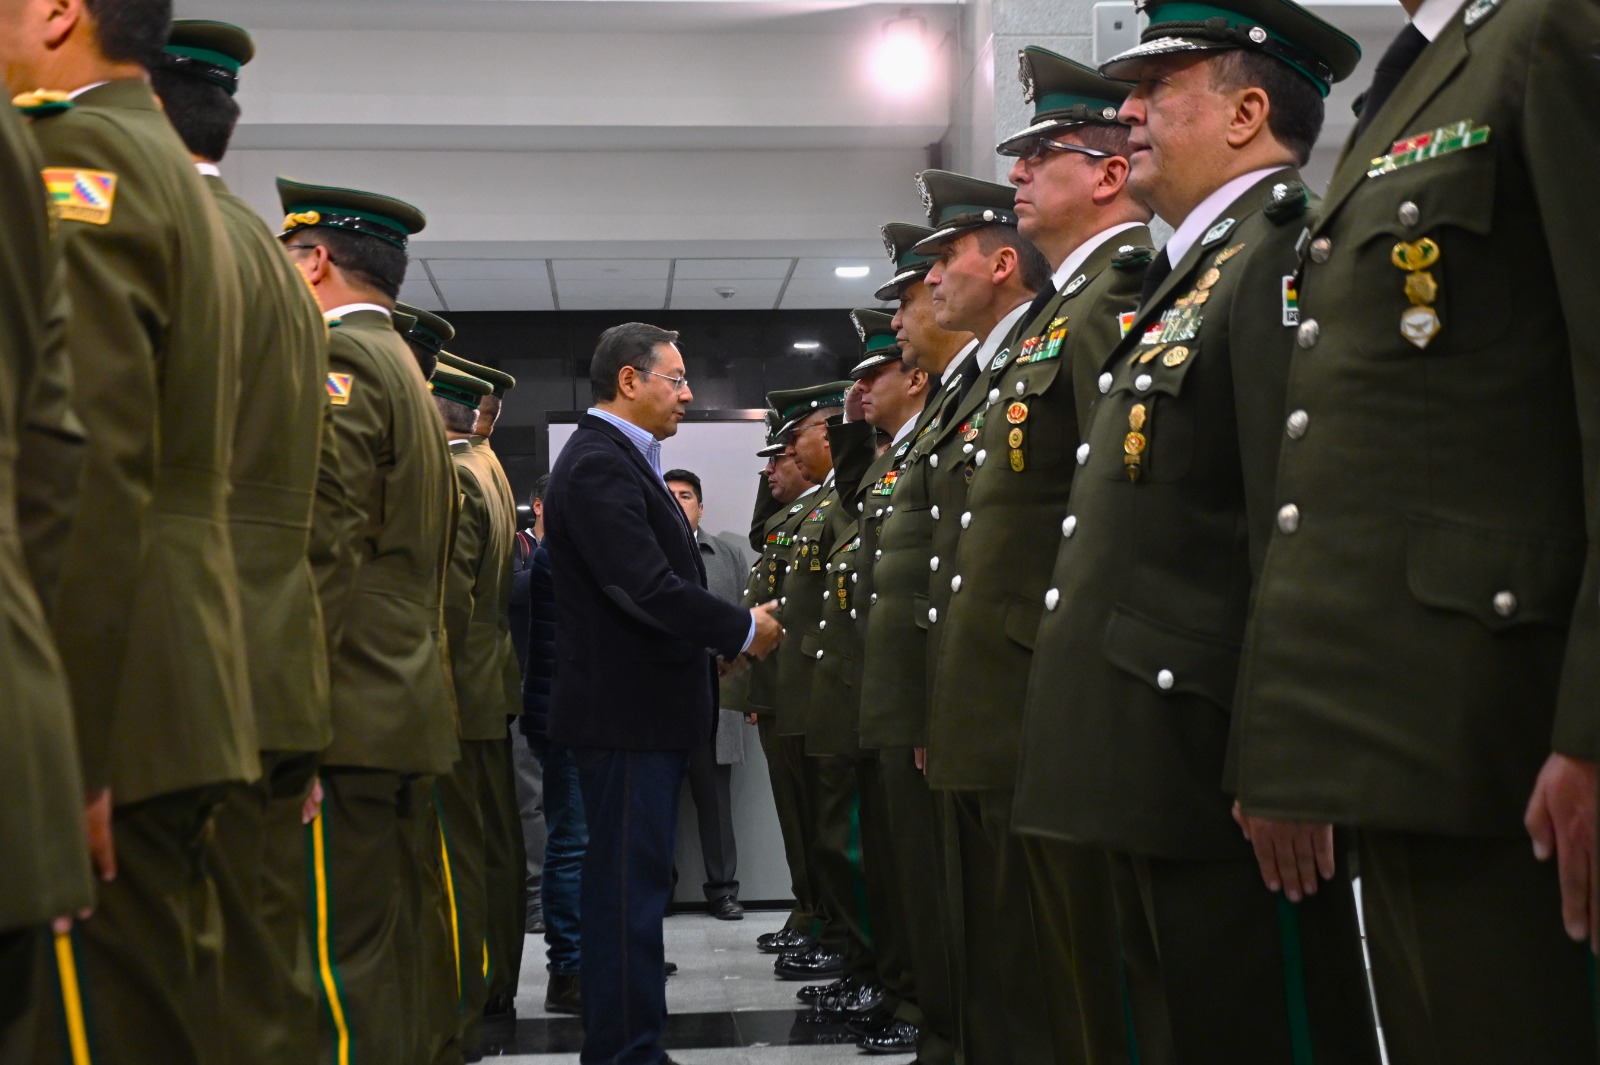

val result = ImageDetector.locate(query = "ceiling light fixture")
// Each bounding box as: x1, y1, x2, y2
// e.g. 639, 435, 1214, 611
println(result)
834, 265, 871, 279
793, 341, 822, 351
871, 8, 933, 98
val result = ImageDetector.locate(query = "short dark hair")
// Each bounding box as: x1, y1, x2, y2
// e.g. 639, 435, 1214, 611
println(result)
85, 0, 170, 66
973, 227, 1053, 294
403, 337, 438, 380
1070, 122, 1134, 158
433, 395, 477, 433
148, 66, 239, 162
589, 322, 679, 403
1208, 50, 1325, 166
293, 226, 408, 301
663, 468, 702, 502
531, 474, 549, 504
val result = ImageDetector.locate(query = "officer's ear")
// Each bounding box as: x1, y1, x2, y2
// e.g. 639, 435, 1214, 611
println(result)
43, 0, 81, 50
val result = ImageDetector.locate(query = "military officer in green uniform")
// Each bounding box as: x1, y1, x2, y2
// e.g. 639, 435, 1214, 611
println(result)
278, 177, 460, 1065
1230, 0, 1600, 1058
1013, 5, 1378, 1061
895, 169, 1053, 1062
398, 302, 454, 379
0, 89, 94, 1065
933, 48, 1152, 1065
432, 362, 510, 1058
147, 22, 334, 1063
436, 349, 527, 1030
3, 3, 257, 1060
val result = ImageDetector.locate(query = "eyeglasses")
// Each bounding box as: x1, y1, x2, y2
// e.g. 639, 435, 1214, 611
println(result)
283, 243, 339, 266
635, 366, 691, 391
1014, 136, 1114, 167
784, 422, 827, 445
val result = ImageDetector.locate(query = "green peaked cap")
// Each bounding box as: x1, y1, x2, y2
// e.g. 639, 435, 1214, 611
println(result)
756, 409, 787, 458
162, 19, 254, 95
277, 177, 426, 250
767, 380, 853, 436
1101, 0, 1361, 98
997, 47, 1131, 155
392, 308, 419, 336
438, 350, 515, 396
875, 222, 938, 301
395, 302, 454, 357
848, 309, 901, 378
912, 170, 1019, 254
431, 365, 492, 410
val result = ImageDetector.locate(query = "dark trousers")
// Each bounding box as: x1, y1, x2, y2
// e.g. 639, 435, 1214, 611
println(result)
479, 734, 527, 1003
4, 926, 49, 1064
1109, 847, 1379, 1065
196, 752, 319, 1065
512, 730, 547, 924
1020, 835, 1130, 1065
856, 756, 912, 1017
756, 716, 815, 934
35, 787, 222, 1065
532, 738, 586, 976
806, 753, 872, 976
437, 748, 489, 1048
947, 788, 1051, 1064
1358, 829, 1597, 1064
574, 746, 687, 1065
684, 740, 739, 900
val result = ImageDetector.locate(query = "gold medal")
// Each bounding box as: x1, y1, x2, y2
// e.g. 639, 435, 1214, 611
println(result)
1401, 305, 1441, 348
1009, 449, 1025, 472
1162, 345, 1191, 368
1196, 268, 1222, 291
1390, 238, 1441, 271
1123, 431, 1147, 456
1191, 289, 1211, 306
1007, 427, 1024, 448
1129, 403, 1147, 431
1404, 271, 1438, 304
962, 427, 979, 442
1006, 401, 1029, 424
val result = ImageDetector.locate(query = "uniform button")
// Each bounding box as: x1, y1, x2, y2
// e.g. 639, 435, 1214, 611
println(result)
850, 608, 857, 619
1135, 373, 1152, 392
930, 454, 939, 469
931, 505, 940, 520
963, 443, 974, 455
1285, 410, 1309, 439
1062, 515, 1077, 537
1398, 201, 1420, 226
815, 648, 825, 660
928, 607, 938, 624
826, 562, 834, 572
1493, 590, 1518, 618
1277, 503, 1300, 534
929, 556, 940, 571
961, 511, 972, 529
1098, 372, 1113, 394
870, 592, 878, 604
1044, 588, 1060, 611
780, 596, 787, 606
822, 590, 830, 600
988, 387, 1001, 404
976, 449, 987, 467
1015, 379, 1027, 396
857, 502, 864, 514
1297, 319, 1320, 348
874, 549, 882, 560
851, 573, 858, 584
1309, 236, 1332, 263
1076, 443, 1091, 466
1157, 669, 1174, 690
951, 575, 962, 593
819, 619, 827, 630
886, 506, 894, 515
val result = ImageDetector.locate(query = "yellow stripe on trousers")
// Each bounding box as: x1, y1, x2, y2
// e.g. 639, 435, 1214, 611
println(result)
310, 814, 351, 1065
439, 824, 462, 997
53, 930, 91, 1065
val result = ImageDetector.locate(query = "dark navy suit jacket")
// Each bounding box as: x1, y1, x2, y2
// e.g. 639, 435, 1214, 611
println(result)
545, 413, 751, 751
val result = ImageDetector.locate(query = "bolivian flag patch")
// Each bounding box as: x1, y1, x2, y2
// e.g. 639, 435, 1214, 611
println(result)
42, 168, 116, 224
326, 372, 353, 406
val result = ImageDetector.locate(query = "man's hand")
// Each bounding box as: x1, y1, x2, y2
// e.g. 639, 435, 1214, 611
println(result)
913, 747, 927, 774
1231, 802, 1334, 903
843, 382, 867, 424
302, 776, 325, 826
746, 712, 759, 725
85, 787, 115, 883
746, 600, 783, 659
1524, 752, 1597, 945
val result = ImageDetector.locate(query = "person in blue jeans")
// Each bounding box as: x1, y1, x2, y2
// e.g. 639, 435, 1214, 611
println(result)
521, 538, 587, 1013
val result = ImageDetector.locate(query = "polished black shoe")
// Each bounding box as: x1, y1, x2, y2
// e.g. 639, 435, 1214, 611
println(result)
795, 975, 852, 1003
708, 894, 745, 920
526, 912, 546, 935
836, 980, 886, 1016
756, 928, 815, 955
665, 960, 679, 977
859, 1019, 920, 1054
544, 972, 581, 1015
845, 1005, 897, 1038
773, 944, 846, 981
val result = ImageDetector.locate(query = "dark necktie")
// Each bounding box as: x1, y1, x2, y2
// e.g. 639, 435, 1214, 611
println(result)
1139, 248, 1173, 309
1355, 23, 1429, 136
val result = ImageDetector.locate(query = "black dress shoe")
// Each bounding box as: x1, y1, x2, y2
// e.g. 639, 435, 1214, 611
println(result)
709, 895, 745, 921
836, 980, 886, 1016
665, 961, 678, 977
845, 1005, 897, 1037
756, 928, 815, 954
859, 1019, 920, 1054
795, 975, 852, 1003
545, 972, 581, 1015
773, 944, 846, 981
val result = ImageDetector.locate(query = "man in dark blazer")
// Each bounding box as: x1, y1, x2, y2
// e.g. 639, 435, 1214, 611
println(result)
544, 322, 782, 1065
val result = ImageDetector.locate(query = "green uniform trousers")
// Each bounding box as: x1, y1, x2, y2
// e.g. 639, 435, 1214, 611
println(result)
436, 750, 489, 1051
3, 926, 50, 1064
877, 748, 957, 1065
404, 778, 463, 1065
1357, 829, 1597, 1065
479, 732, 526, 1006
805, 754, 872, 975
756, 716, 816, 935
947, 788, 1051, 1064
1020, 836, 1130, 1065
196, 752, 319, 1065
36, 787, 223, 1065
1109, 848, 1379, 1065
856, 755, 911, 1016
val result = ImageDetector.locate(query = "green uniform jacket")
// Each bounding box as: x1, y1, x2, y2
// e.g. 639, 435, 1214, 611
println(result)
38, 80, 257, 802
1233, 0, 1600, 834
446, 439, 518, 740
774, 480, 844, 739
472, 437, 523, 719
730, 484, 816, 715
857, 346, 979, 749
207, 173, 333, 754
1013, 170, 1313, 858
314, 310, 459, 775
0, 101, 94, 928
929, 230, 1150, 791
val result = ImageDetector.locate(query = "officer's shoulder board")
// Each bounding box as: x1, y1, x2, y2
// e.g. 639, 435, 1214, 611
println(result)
1262, 180, 1310, 225
13, 90, 72, 118
1112, 244, 1154, 270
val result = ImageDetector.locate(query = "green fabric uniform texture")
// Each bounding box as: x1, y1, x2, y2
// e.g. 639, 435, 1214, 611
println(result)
0, 95, 93, 935
403, 777, 463, 1065
479, 735, 526, 1004
802, 753, 870, 970
775, 482, 843, 740
436, 745, 488, 1049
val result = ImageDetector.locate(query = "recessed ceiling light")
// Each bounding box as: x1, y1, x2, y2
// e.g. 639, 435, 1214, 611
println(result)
793, 341, 822, 351
834, 265, 871, 279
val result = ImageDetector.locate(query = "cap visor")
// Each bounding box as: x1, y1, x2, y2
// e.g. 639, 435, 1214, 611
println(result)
756, 443, 786, 457
1099, 36, 1227, 80
995, 117, 1086, 156
874, 266, 928, 302
911, 223, 979, 255
849, 353, 899, 379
